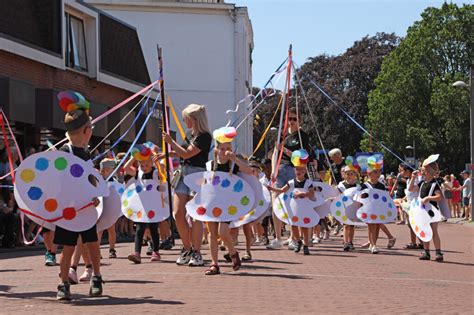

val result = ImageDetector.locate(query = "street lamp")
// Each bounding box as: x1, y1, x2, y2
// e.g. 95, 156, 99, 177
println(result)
452, 70, 473, 221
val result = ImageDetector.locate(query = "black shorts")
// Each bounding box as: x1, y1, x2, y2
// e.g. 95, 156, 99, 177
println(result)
53, 225, 98, 247
463, 197, 470, 207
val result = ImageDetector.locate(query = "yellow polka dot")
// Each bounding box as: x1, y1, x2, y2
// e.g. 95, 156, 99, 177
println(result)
249, 210, 255, 216
122, 200, 129, 207
341, 215, 347, 221
380, 215, 386, 220
126, 209, 133, 217
228, 206, 237, 215
282, 213, 288, 219
20, 169, 35, 183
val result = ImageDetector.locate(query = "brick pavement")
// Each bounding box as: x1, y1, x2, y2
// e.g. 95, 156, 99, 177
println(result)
0, 222, 473, 314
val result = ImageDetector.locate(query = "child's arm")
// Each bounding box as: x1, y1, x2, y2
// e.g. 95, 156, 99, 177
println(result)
226, 152, 254, 175
307, 187, 315, 200
123, 157, 137, 177
421, 190, 442, 204
267, 184, 289, 195
408, 171, 419, 192
163, 132, 201, 160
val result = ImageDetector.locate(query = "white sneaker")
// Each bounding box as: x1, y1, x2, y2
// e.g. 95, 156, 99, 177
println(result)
68, 268, 78, 285
287, 240, 298, 250
312, 237, 321, 244
266, 239, 284, 250
188, 251, 204, 266
79, 267, 92, 282
283, 239, 290, 245
371, 246, 379, 254
176, 250, 192, 265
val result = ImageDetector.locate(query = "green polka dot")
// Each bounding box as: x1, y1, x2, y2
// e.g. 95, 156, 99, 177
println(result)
240, 196, 250, 206
258, 200, 264, 207
278, 203, 283, 210
54, 157, 68, 171
335, 210, 341, 216
387, 211, 393, 217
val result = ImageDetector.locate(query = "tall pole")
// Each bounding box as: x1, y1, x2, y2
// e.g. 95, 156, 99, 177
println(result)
157, 45, 176, 242
469, 67, 473, 220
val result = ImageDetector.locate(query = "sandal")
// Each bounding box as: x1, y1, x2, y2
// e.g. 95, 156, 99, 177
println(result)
223, 252, 232, 263
230, 252, 241, 271
404, 243, 417, 249
242, 252, 252, 261
205, 264, 220, 275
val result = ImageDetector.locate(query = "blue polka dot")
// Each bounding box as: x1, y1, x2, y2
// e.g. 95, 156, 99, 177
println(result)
233, 180, 244, 193
289, 192, 295, 199
382, 196, 387, 202
27, 187, 42, 200
283, 194, 289, 201
118, 188, 125, 194
127, 190, 133, 198
388, 203, 393, 209
221, 179, 230, 188
342, 196, 348, 202
335, 201, 342, 207
146, 184, 153, 191
35, 158, 49, 171
136, 185, 143, 193
373, 193, 379, 199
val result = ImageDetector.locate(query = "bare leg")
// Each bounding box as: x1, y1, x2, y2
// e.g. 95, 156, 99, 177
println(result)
291, 225, 300, 240
301, 227, 310, 246
230, 227, 239, 244
271, 192, 282, 240
159, 220, 171, 239
380, 224, 393, 239
219, 223, 236, 255
431, 222, 441, 250
191, 220, 203, 252
173, 193, 192, 250
108, 224, 116, 250
85, 241, 101, 276
208, 222, 219, 266
60, 246, 75, 282
43, 230, 57, 253
243, 223, 253, 253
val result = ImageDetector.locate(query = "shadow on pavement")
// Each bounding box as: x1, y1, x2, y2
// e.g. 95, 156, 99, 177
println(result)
240, 264, 284, 271
0, 269, 32, 273
0, 285, 14, 292
248, 259, 302, 265
106, 279, 162, 284
438, 260, 474, 267
225, 272, 311, 280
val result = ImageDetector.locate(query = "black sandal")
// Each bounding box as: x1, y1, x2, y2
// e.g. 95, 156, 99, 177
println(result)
404, 243, 417, 249
231, 252, 241, 271
205, 264, 220, 275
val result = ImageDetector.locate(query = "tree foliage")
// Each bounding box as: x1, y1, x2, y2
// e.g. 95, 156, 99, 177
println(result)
364, 3, 473, 172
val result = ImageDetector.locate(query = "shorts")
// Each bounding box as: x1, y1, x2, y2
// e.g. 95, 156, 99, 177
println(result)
463, 197, 470, 207
174, 165, 205, 196
276, 164, 294, 188
53, 225, 98, 247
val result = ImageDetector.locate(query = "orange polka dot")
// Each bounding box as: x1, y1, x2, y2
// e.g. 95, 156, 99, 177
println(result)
415, 226, 419, 232
137, 211, 142, 219
291, 216, 299, 223
44, 199, 58, 212
212, 207, 222, 217
370, 214, 378, 220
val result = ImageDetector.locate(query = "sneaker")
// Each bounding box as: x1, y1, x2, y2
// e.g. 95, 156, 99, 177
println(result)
223, 252, 232, 263
230, 252, 242, 271
312, 237, 321, 244
343, 243, 351, 252
283, 239, 290, 245
127, 252, 142, 264
146, 244, 153, 256
45, 251, 56, 266
361, 241, 371, 249
371, 246, 379, 254
57, 282, 72, 301
323, 230, 330, 240
261, 236, 269, 245
89, 275, 104, 297
387, 238, 396, 249
79, 267, 93, 282
109, 249, 117, 259
435, 251, 444, 262
266, 239, 284, 250
294, 240, 303, 253
188, 251, 204, 267
242, 252, 252, 261
349, 242, 355, 251
176, 250, 192, 265
303, 245, 310, 255
159, 237, 173, 250
288, 240, 298, 251
151, 251, 161, 262
419, 251, 431, 260
68, 268, 78, 285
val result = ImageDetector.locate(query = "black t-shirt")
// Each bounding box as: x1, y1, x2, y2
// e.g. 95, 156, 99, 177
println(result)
395, 174, 408, 198
418, 179, 441, 207
181, 132, 212, 168
211, 161, 240, 175
331, 162, 344, 184
59, 144, 91, 161
361, 181, 386, 191
288, 177, 312, 189
138, 168, 155, 180
342, 182, 358, 190
280, 129, 313, 165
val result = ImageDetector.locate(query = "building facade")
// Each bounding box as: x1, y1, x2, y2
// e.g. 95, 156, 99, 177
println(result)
0, 0, 162, 154
86, 0, 254, 155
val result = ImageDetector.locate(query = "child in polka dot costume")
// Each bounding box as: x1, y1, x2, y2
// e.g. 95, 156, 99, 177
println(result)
204, 127, 255, 275
267, 149, 316, 255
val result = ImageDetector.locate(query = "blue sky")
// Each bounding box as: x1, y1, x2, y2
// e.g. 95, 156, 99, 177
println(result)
234, 0, 468, 87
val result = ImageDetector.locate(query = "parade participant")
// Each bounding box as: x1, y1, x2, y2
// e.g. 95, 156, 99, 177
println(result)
337, 163, 360, 251
267, 149, 317, 255
408, 156, 444, 261
401, 167, 423, 249
55, 91, 103, 300
124, 144, 161, 263
268, 107, 315, 250
204, 127, 254, 275
162, 104, 212, 266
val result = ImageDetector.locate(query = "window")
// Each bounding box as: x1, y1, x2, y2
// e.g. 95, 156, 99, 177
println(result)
65, 13, 87, 71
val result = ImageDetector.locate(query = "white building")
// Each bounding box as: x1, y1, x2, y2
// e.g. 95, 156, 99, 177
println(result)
86, 0, 254, 154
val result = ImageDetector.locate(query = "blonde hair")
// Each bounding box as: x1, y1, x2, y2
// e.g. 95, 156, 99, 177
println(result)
425, 162, 439, 176
182, 104, 210, 135
329, 148, 342, 158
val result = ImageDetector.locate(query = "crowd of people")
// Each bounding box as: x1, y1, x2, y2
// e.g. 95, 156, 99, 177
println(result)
2, 90, 473, 302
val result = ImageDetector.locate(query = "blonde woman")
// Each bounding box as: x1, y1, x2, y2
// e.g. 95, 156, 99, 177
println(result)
162, 104, 212, 266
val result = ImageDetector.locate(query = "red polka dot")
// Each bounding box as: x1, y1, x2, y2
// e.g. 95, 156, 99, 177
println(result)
197, 207, 206, 215
370, 214, 377, 220
361, 213, 368, 219
148, 210, 155, 219
291, 216, 299, 223
63, 207, 76, 220
420, 231, 426, 238
303, 217, 310, 224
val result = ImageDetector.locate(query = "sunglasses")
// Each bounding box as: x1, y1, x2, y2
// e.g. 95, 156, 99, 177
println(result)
288, 117, 298, 122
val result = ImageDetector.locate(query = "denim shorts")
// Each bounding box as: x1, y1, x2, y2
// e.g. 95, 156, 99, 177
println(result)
276, 164, 294, 188
174, 165, 205, 196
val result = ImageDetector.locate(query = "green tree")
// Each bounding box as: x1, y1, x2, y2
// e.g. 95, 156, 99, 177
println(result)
364, 3, 473, 172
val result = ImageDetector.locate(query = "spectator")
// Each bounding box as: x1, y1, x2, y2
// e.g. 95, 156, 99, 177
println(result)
455, 171, 472, 221
451, 174, 461, 218
328, 148, 344, 186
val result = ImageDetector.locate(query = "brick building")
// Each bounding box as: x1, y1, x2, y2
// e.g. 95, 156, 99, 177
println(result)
0, 0, 163, 154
